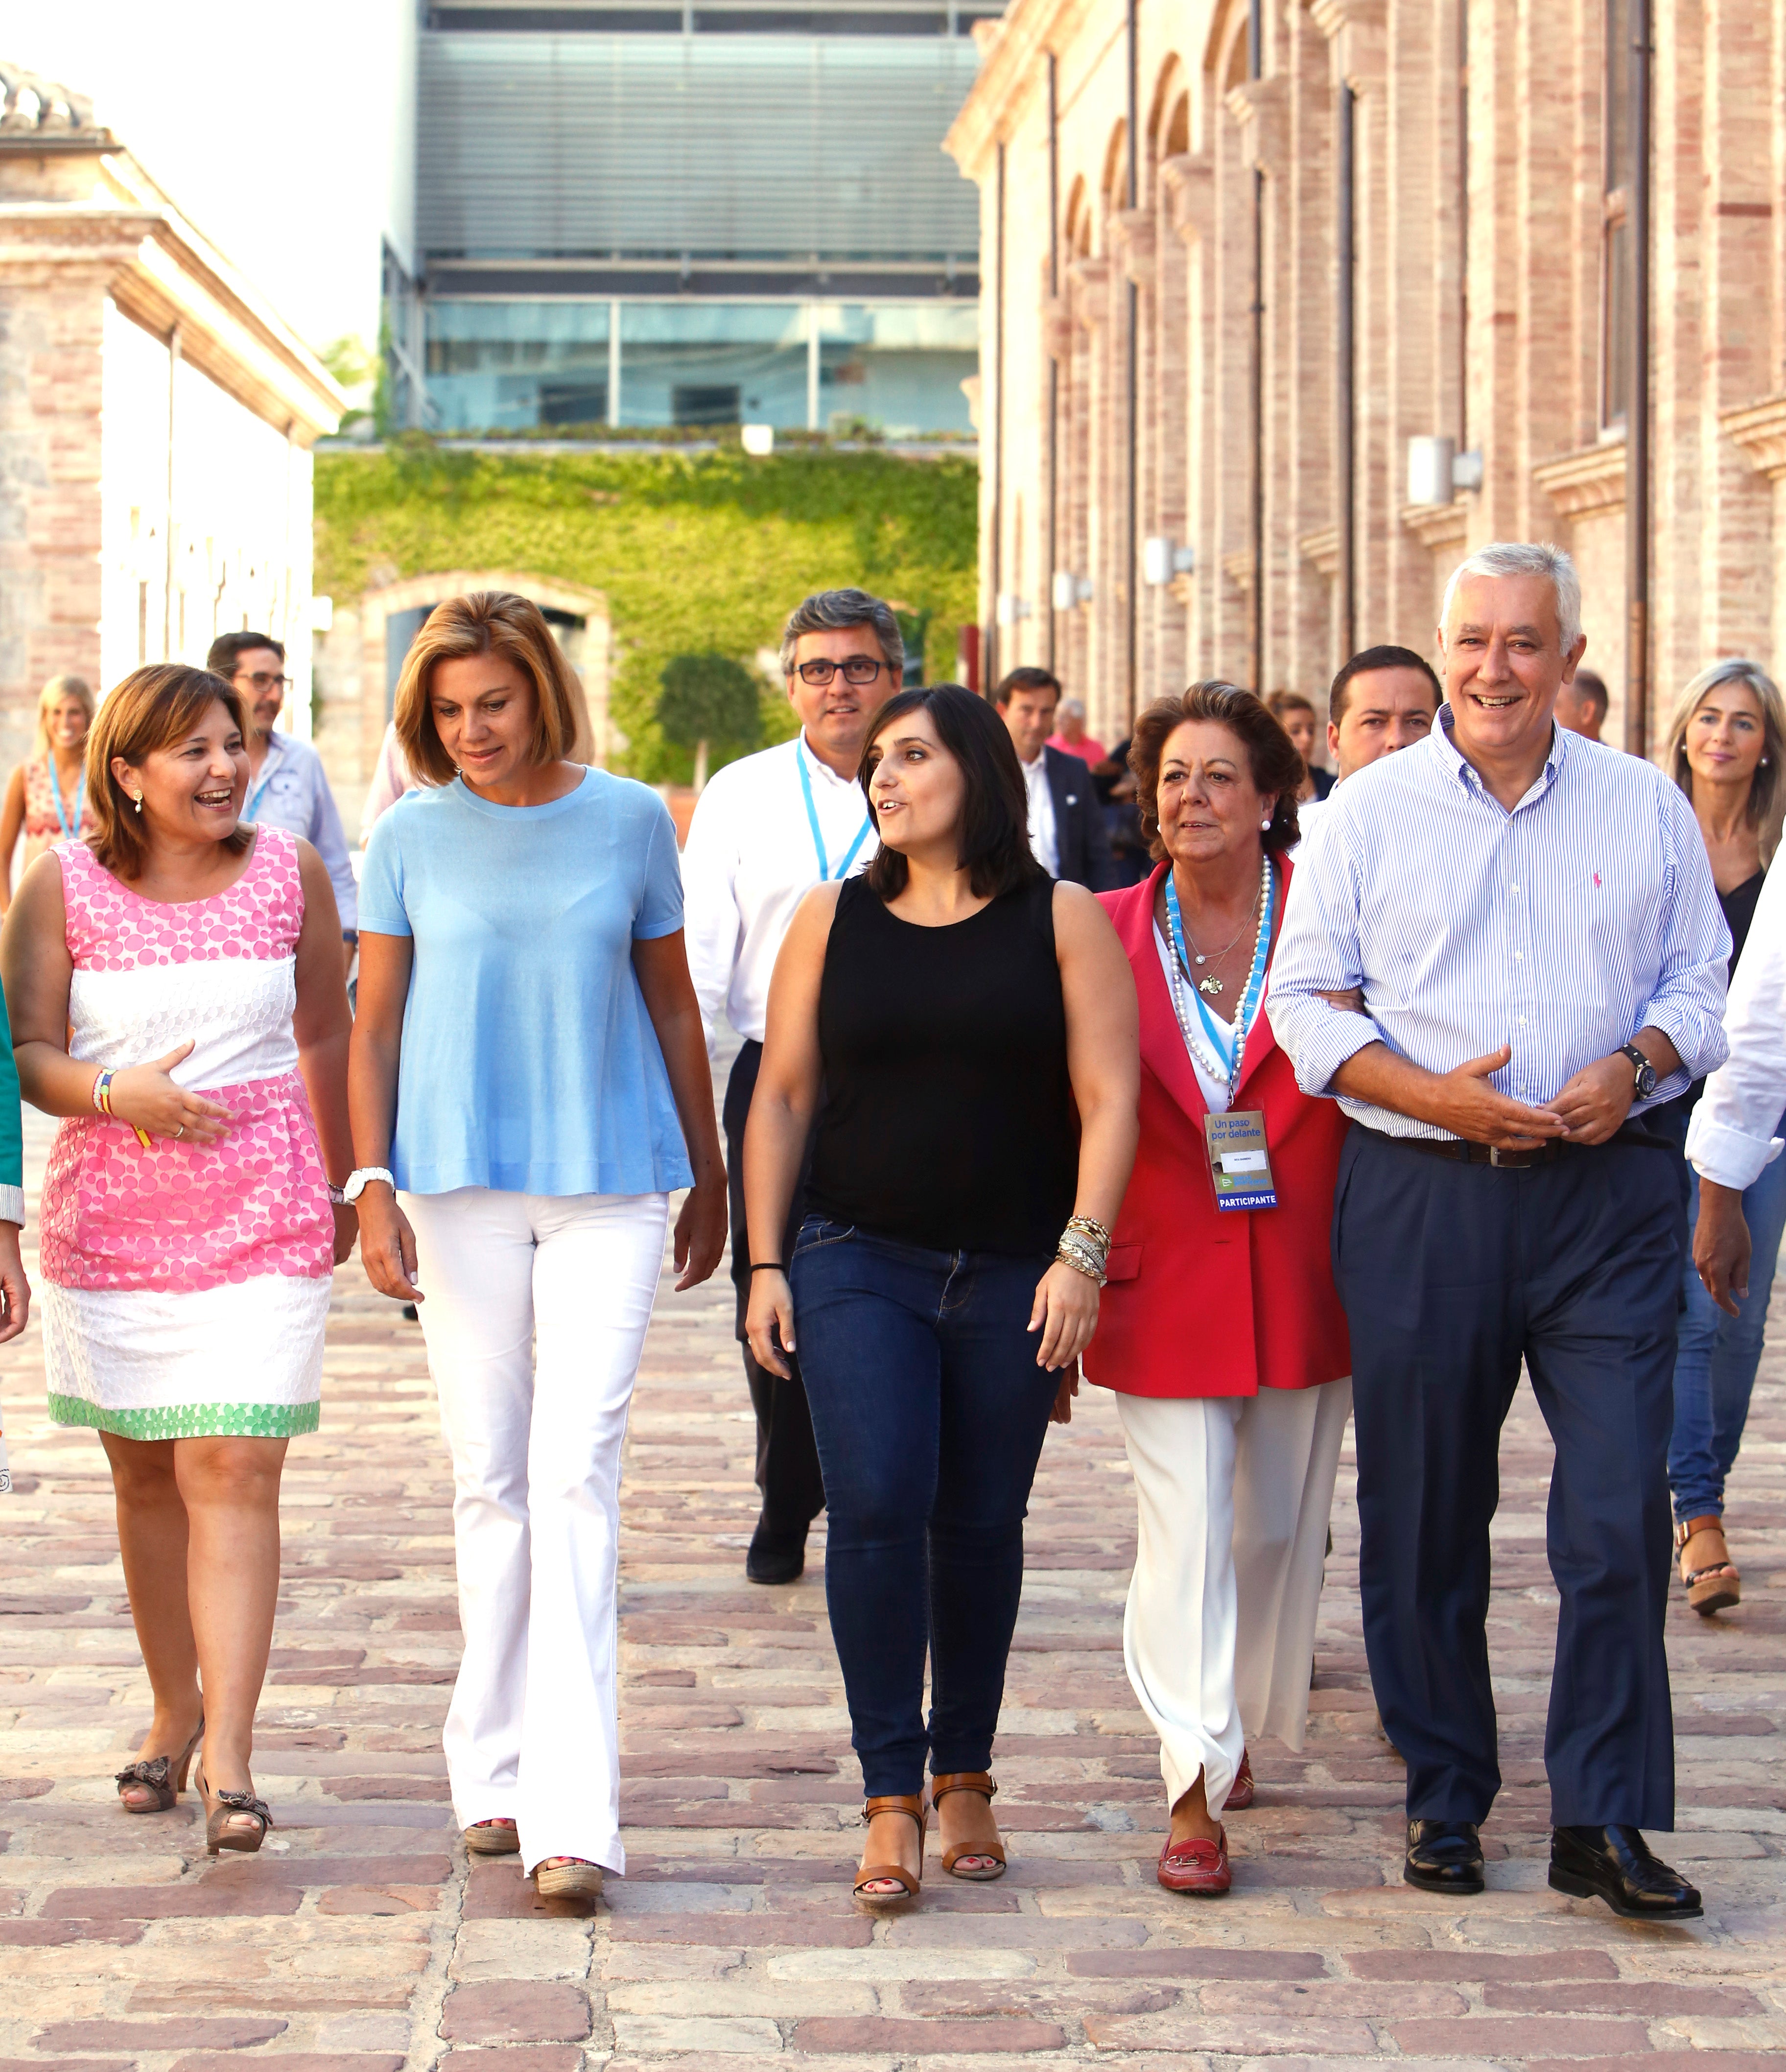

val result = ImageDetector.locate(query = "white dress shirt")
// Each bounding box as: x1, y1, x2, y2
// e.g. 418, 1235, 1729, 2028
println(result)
243, 729, 359, 931
1020, 751, 1060, 877
1688, 862, 1786, 1189
1266, 711, 1730, 1138
681, 732, 878, 1053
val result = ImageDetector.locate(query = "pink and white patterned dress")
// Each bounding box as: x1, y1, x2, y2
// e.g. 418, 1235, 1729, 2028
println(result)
40, 828, 333, 1440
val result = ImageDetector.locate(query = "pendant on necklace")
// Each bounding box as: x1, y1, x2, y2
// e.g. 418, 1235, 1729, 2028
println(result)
1198, 974, 1223, 997
1194, 952, 1207, 965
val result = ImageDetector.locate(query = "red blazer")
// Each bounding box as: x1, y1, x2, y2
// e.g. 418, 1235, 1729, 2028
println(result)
1085, 860, 1351, 1399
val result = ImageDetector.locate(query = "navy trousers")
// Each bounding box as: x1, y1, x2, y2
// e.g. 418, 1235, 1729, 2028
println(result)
1334, 1124, 1687, 1830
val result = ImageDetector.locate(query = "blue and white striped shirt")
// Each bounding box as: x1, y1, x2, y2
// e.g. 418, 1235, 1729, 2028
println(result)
1266, 710, 1730, 1140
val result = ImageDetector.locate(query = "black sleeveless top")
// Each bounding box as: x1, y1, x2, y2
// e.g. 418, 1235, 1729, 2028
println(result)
806, 873, 1078, 1256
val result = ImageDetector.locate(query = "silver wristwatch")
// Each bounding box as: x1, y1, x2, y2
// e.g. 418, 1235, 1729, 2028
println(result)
342, 1167, 396, 1203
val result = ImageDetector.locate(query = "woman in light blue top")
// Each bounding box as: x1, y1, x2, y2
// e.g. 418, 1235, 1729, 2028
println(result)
349, 591, 726, 1903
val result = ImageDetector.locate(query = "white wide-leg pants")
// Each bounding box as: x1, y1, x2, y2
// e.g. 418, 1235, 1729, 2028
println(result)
403, 1186, 669, 1876
1116, 1378, 1352, 1815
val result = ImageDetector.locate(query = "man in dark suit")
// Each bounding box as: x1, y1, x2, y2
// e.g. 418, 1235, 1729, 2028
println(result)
993, 667, 1119, 890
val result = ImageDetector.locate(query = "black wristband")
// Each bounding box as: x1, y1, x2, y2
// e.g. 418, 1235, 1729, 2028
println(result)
750, 1261, 785, 1272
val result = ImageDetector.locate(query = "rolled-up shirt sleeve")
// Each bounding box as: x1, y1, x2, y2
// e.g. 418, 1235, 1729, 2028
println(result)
1687, 860, 1786, 1190
1635, 786, 1731, 1103
1265, 820, 1384, 1098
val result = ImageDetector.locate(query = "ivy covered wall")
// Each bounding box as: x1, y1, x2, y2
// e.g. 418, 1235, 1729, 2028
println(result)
313, 440, 978, 784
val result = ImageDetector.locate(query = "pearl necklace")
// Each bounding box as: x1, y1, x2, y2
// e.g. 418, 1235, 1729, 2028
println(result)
1163, 853, 1274, 1105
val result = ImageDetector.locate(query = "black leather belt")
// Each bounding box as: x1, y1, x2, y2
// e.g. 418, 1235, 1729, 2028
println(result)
1361, 1122, 1679, 1167
1388, 1134, 1563, 1168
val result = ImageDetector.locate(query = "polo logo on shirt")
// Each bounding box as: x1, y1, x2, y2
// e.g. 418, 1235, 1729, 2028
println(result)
1593, 871, 1601, 887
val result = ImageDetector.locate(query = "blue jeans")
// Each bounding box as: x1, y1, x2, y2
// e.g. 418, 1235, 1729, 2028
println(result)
789, 1219, 1061, 1797
1669, 1110, 1786, 1523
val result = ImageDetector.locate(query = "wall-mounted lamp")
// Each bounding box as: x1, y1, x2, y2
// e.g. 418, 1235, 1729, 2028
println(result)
1142, 537, 1198, 587
996, 592, 1032, 626
1051, 570, 1094, 611
1407, 435, 1484, 506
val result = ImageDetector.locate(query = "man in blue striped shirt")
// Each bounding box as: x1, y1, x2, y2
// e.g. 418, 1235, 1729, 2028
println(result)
1269, 542, 1728, 1923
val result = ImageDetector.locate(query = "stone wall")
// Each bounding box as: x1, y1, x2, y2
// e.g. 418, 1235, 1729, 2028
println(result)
0, 75, 342, 771
949, 0, 1786, 755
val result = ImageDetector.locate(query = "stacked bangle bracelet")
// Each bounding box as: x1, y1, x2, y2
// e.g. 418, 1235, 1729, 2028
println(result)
1056, 1213, 1111, 1287
92, 1067, 152, 1150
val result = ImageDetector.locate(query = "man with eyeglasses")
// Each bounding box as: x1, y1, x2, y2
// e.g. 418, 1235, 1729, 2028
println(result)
682, 589, 903, 1585
207, 632, 359, 975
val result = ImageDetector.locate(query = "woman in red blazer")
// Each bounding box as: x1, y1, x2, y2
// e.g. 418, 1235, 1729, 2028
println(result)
1081, 683, 1352, 1895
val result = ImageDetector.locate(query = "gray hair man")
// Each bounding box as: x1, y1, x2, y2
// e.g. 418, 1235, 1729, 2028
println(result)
1269, 540, 1727, 1923
682, 587, 903, 1584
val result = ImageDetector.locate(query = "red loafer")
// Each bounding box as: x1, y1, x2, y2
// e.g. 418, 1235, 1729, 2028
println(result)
1222, 1748, 1255, 1811
1157, 1825, 1231, 1895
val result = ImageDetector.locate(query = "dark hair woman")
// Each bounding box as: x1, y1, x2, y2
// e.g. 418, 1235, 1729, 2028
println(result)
744, 684, 1139, 1907
1075, 682, 1351, 1897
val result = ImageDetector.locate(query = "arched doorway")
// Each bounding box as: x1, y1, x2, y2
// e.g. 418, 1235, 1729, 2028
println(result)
311, 571, 612, 834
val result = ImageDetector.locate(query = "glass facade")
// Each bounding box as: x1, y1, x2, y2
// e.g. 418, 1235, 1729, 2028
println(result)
406, 7, 992, 438
424, 298, 978, 435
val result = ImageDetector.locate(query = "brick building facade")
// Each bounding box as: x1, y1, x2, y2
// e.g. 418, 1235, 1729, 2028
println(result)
0, 66, 344, 769
946, 1, 1786, 754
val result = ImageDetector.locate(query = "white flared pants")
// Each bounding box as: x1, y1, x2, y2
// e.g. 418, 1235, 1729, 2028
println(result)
403, 1186, 668, 1875
1116, 1378, 1352, 1814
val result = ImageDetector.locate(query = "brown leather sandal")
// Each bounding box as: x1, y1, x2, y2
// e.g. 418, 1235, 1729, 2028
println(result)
853, 1792, 926, 1906
115, 1714, 203, 1815
195, 1764, 272, 1855
1676, 1514, 1740, 1616
931, 1770, 1007, 1881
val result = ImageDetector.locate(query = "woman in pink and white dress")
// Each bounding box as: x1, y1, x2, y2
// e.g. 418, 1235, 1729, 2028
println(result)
2, 663, 355, 1855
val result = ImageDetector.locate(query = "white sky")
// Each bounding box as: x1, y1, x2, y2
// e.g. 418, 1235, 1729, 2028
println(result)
14, 0, 415, 360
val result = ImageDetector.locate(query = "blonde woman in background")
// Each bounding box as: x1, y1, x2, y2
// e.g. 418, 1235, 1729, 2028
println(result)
0, 676, 96, 907
1657, 659, 1786, 1613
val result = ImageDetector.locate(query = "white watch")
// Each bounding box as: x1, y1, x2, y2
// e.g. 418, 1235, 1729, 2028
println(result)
342, 1167, 395, 1203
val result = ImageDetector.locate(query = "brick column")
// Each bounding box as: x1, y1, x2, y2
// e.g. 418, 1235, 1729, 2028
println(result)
0, 227, 137, 762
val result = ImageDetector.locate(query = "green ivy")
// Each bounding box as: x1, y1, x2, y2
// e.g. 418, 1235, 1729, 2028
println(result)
314, 443, 979, 784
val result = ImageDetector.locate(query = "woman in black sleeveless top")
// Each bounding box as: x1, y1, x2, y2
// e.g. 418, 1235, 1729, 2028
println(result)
745, 685, 1138, 1907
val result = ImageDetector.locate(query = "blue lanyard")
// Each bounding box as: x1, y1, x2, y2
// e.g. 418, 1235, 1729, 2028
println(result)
47, 758, 84, 839
796, 745, 870, 882
1163, 860, 1276, 1098
244, 745, 277, 824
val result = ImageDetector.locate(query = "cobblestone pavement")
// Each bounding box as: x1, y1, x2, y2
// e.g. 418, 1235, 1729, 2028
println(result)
0, 1102, 1782, 2071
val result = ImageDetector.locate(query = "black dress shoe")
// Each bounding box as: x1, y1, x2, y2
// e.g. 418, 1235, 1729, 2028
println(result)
1403, 1818, 1484, 1894
1549, 1825, 1702, 1921
745, 1523, 805, 1585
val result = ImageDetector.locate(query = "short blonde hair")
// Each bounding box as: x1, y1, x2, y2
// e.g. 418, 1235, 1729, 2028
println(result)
87, 665, 250, 880
1663, 658, 1786, 864
36, 674, 94, 756
394, 592, 585, 786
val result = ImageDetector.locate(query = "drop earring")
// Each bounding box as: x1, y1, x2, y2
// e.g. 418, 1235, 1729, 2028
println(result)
132, 794, 143, 814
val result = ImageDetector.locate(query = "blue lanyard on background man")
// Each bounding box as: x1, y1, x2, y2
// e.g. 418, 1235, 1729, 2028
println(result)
47, 758, 84, 839
243, 740, 278, 824
796, 743, 871, 882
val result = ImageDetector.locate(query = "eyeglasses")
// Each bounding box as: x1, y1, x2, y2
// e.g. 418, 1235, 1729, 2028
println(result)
794, 656, 886, 687
234, 671, 291, 694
